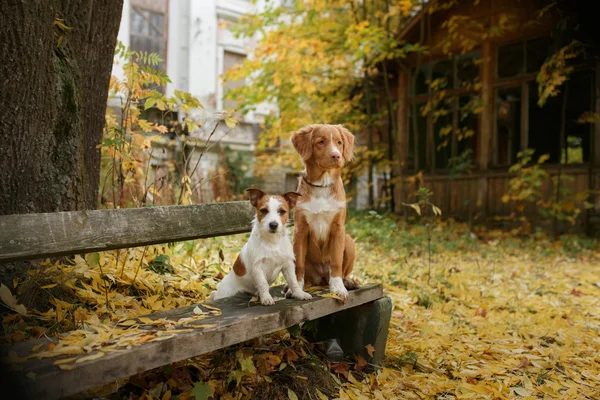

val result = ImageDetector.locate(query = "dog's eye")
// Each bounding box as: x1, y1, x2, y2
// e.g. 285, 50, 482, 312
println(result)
278, 209, 286, 215
338, 140, 342, 145
318, 140, 325, 145
260, 209, 268, 215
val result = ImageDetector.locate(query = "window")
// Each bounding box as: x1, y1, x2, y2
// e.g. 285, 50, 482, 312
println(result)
408, 102, 426, 171
526, 36, 552, 74
222, 50, 247, 110
411, 67, 429, 96
529, 71, 593, 164
434, 99, 452, 169
457, 96, 478, 159
409, 51, 480, 172
494, 37, 592, 166
495, 87, 522, 166
562, 71, 592, 164
498, 42, 524, 79
130, 7, 166, 72
497, 36, 552, 80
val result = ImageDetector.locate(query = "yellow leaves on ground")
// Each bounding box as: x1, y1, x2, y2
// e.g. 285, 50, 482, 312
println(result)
0, 284, 27, 315
342, 215, 600, 399
3, 212, 600, 399
1, 239, 237, 371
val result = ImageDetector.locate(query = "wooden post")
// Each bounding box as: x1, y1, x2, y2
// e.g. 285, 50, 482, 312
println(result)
477, 41, 496, 220
306, 297, 393, 369
452, 97, 459, 158
394, 71, 410, 212
592, 61, 600, 219
427, 113, 434, 172
521, 82, 529, 152
594, 61, 600, 168
479, 41, 495, 171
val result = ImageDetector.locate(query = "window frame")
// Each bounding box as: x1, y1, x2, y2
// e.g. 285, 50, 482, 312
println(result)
218, 46, 247, 111
492, 36, 594, 167
408, 51, 480, 173
129, 6, 168, 91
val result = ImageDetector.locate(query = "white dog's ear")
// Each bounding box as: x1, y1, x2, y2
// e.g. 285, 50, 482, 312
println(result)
336, 125, 355, 162
282, 192, 302, 208
245, 188, 266, 207
291, 125, 314, 161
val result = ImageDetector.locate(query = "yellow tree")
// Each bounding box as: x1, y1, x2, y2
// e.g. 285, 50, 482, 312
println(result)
224, 0, 421, 209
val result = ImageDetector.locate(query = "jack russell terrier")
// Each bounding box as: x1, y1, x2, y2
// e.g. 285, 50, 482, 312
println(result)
289, 124, 359, 302
209, 188, 312, 305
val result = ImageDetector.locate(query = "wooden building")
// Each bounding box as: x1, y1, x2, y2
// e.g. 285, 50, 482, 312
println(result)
391, 0, 599, 230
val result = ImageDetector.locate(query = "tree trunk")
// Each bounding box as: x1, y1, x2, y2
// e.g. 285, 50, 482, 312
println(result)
0, 0, 123, 215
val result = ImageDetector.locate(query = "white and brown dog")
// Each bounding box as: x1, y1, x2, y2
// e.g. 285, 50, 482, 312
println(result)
290, 124, 358, 302
209, 188, 312, 305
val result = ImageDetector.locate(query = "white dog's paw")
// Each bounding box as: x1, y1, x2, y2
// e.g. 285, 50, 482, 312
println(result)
284, 279, 304, 298
329, 277, 349, 303
293, 290, 312, 301
260, 292, 275, 306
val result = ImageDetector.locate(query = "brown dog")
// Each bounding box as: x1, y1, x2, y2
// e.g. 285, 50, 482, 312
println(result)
289, 124, 358, 302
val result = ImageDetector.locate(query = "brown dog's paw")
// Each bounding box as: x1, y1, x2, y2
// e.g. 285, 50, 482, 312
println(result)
343, 277, 361, 290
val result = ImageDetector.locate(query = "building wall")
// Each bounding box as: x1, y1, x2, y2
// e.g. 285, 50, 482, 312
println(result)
394, 0, 599, 228
109, 0, 293, 203
110, 1, 385, 208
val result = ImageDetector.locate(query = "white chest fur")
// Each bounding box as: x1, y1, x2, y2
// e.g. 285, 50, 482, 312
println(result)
299, 189, 346, 242
244, 231, 293, 269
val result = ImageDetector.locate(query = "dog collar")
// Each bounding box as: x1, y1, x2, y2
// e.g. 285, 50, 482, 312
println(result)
302, 174, 335, 188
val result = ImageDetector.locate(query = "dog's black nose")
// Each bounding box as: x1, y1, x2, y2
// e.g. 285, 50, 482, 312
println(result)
269, 221, 278, 231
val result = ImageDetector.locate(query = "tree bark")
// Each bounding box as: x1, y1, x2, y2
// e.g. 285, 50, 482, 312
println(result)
0, 0, 123, 215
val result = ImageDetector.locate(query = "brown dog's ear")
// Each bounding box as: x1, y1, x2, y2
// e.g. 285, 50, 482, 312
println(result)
291, 125, 314, 161
282, 192, 302, 208
336, 125, 355, 162
245, 188, 266, 207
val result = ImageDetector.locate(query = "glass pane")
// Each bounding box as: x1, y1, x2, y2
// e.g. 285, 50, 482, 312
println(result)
131, 8, 146, 35
498, 42, 524, 79
149, 12, 164, 37
496, 87, 522, 165
563, 71, 592, 163
529, 82, 561, 163
431, 59, 454, 90
408, 103, 427, 170
457, 95, 478, 163
457, 52, 480, 88
223, 51, 247, 109
434, 99, 452, 169
526, 36, 551, 73
411, 66, 429, 96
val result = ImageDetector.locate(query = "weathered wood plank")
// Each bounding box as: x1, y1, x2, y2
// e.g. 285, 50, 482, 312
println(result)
308, 296, 392, 369
1, 283, 383, 400
0, 201, 256, 263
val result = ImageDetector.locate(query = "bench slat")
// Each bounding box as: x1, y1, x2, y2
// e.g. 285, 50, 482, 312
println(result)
1, 284, 383, 400
0, 202, 255, 263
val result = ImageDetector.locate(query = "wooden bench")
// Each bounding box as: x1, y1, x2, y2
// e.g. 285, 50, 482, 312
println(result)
0, 202, 391, 399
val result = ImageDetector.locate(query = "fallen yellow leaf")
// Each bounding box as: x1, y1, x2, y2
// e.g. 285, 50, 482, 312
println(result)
76, 352, 105, 363
40, 284, 58, 289
320, 292, 343, 301
53, 356, 79, 365
31, 343, 44, 352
